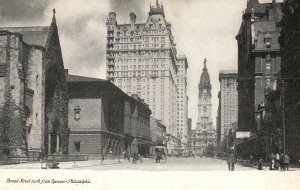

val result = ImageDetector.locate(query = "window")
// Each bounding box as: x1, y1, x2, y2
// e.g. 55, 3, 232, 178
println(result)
74, 142, 80, 152
74, 106, 81, 121
266, 63, 271, 73
266, 54, 271, 62
265, 38, 271, 48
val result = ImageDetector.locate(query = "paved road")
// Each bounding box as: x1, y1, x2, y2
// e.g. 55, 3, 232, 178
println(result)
1, 157, 299, 171
71, 157, 257, 171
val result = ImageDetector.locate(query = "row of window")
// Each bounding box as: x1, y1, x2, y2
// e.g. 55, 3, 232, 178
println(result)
112, 50, 170, 57
113, 70, 168, 77
114, 35, 166, 42
117, 77, 167, 83
115, 58, 167, 64
114, 43, 166, 49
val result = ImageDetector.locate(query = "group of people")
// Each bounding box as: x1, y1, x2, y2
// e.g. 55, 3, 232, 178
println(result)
227, 151, 291, 171
268, 153, 290, 171
124, 151, 143, 164
155, 149, 166, 163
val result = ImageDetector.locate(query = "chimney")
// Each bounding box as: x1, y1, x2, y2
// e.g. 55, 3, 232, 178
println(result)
129, 12, 136, 30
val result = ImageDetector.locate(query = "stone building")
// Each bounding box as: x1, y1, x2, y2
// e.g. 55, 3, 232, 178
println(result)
192, 59, 216, 155
67, 74, 151, 159
0, 11, 69, 161
278, 0, 300, 162
216, 91, 221, 149
236, 0, 282, 133
149, 117, 166, 155
105, 1, 185, 153
176, 56, 189, 149
219, 70, 238, 146
187, 118, 192, 151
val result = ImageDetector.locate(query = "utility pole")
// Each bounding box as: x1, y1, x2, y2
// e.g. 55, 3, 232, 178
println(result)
282, 82, 286, 155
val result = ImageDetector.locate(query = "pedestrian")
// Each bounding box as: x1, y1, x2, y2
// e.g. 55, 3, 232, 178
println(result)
123, 151, 127, 161
275, 153, 280, 168
283, 154, 290, 171
227, 151, 235, 171
258, 158, 263, 170
156, 150, 161, 163
279, 154, 284, 171
101, 153, 105, 164
269, 159, 278, 170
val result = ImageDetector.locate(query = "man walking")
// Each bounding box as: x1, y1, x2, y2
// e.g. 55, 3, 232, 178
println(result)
227, 151, 235, 171
283, 154, 290, 171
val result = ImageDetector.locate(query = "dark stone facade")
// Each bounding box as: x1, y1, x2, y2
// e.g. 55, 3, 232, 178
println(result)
278, 0, 300, 162
0, 13, 69, 161
236, 0, 282, 132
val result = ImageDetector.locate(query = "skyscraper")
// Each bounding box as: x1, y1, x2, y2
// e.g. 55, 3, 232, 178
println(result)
219, 70, 238, 144
176, 56, 188, 149
106, 1, 186, 152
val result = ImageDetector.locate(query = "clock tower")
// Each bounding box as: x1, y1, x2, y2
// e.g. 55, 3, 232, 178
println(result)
196, 58, 213, 131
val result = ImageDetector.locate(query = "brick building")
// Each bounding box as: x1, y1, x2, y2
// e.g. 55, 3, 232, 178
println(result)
278, 0, 300, 162
67, 74, 151, 159
149, 117, 166, 155
0, 11, 69, 161
236, 0, 282, 133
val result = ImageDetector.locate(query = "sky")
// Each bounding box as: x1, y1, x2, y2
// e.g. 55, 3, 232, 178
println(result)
0, 0, 281, 129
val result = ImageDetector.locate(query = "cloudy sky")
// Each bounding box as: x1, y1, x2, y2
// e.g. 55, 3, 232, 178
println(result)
0, 0, 280, 129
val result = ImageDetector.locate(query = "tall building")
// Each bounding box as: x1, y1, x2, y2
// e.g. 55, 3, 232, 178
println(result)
219, 70, 238, 143
176, 56, 188, 149
192, 59, 216, 155
105, 1, 183, 152
216, 91, 221, 148
236, 0, 282, 132
0, 12, 69, 160
187, 118, 192, 151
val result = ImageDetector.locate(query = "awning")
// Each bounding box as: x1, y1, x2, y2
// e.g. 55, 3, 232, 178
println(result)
235, 136, 257, 146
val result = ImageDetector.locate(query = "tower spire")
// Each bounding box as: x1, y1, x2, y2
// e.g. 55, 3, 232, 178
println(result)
156, 0, 159, 7
203, 58, 207, 70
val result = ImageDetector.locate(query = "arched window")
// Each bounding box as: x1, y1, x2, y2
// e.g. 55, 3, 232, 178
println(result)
25, 106, 32, 127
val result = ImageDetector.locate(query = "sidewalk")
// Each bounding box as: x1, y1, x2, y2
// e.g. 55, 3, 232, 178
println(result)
238, 159, 300, 171
0, 159, 122, 169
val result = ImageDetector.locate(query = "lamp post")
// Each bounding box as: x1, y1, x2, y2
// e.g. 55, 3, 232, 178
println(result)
163, 132, 170, 159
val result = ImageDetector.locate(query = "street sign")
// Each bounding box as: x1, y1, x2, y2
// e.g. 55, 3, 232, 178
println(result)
235, 131, 252, 138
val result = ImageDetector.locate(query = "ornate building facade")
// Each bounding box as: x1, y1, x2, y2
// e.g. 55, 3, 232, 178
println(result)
0, 12, 69, 161
105, 1, 185, 153
192, 60, 216, 155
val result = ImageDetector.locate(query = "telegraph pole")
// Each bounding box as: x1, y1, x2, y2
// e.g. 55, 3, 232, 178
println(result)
282, 82, 286, 155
